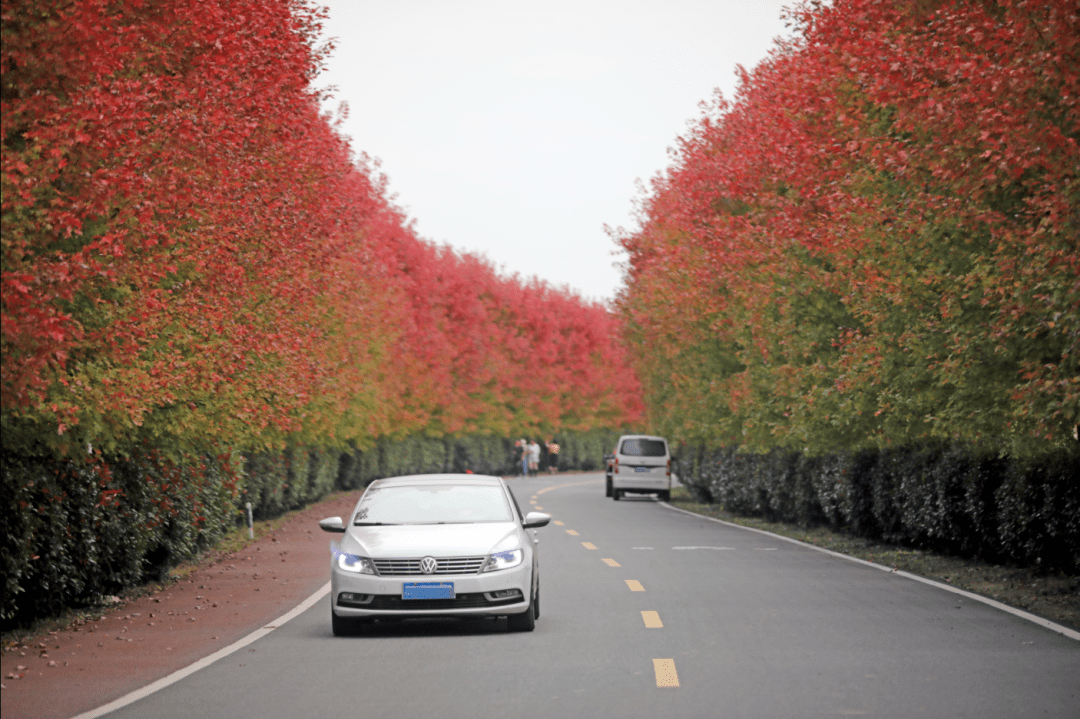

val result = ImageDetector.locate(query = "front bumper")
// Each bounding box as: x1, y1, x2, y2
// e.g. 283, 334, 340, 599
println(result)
331, 558, 533, 618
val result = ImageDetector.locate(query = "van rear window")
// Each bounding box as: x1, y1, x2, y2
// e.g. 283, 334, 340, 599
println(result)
620, 439, 667, 457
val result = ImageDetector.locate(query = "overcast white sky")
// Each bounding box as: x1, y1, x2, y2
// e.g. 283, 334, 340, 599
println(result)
314, 0, 794, 304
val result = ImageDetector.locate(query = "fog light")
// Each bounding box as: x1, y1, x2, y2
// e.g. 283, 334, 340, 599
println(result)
337, 592, 373, 605
485, 589, 523, 601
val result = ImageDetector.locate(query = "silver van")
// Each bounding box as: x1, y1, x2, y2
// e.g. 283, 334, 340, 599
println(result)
608, 434, 671, 501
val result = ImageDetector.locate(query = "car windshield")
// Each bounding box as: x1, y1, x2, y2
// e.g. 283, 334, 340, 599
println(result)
353, 484, 513, 525
620, 439, 667, 457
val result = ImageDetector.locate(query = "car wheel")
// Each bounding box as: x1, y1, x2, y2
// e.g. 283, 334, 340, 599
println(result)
605, 479, 613, 497
533, 579, 540, 620
507, 603, 536, 632
331, 609, 363, 636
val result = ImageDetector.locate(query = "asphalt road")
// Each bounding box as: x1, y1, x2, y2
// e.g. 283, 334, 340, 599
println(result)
100, 473, 1079, 718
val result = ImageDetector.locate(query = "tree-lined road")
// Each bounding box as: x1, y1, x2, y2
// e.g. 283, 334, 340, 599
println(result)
99, 474, 1079, 718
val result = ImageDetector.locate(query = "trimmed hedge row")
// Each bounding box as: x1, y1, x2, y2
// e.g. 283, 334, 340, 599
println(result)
0, 451, 240, 624
1, 429, 624, 626
0, 446, 342, 625
679, 442, 1080, 573
336, 428, 623, 488
243, 447, 339, 521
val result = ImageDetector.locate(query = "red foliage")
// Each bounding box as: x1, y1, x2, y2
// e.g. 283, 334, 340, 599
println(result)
618, 0, 1078, 452
1, 0, 641, 457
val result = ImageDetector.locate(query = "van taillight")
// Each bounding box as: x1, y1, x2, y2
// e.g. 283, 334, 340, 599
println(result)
667, 458, 671, 477
614, 458, 619, 474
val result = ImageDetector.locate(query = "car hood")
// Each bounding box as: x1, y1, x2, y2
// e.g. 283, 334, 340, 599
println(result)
342, 522, 520, 558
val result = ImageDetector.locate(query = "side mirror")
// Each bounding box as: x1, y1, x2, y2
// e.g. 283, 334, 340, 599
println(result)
523, 512, 551, 529
319, 516, 346, 533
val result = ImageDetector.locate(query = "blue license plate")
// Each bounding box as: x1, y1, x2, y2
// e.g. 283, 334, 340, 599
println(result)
635, 466, 650, 473
403, 582, 455, 599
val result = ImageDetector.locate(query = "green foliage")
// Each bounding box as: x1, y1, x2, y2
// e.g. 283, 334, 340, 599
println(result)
335, 428, 626, 488
2, 0, 649, 629
618, 0, 1080, 457
0, 450, 238, 625
679, 442, 1079, 573
995, 451, 1080, 571
242, 452, 288, 521
552, 427, 623, 472
241, 446, 340, 520
450, 435, 516, 475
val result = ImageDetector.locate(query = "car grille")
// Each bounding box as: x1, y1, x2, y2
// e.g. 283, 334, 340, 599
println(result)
372, 556, 487, 576
363, 593, 519, 610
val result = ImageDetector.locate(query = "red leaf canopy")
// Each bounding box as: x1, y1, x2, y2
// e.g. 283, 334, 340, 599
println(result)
1, 0, 642, 457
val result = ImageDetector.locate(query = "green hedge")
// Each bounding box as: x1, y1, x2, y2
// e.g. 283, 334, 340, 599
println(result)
2, 429, 623, 626
243, 447, 339, 521
679, 442, 1079, 573
0, 450, 239, 624
551, 428, 622, 472
336, 428, 625, 487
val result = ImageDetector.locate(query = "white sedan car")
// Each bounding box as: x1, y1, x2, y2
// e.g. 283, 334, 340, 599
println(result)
319, 474, 550, 635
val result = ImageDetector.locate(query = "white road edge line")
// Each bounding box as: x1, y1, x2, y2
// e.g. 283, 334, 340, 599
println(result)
659, 501, 1080, 642
69, 582, 332, 719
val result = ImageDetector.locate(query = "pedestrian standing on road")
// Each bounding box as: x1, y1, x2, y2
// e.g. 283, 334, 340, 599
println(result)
518, 438, 529, 476
546, 440, 560, 474
528, 439, 541, 475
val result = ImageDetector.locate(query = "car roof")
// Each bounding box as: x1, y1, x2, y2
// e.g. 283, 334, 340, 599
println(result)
369, 473, 505, 488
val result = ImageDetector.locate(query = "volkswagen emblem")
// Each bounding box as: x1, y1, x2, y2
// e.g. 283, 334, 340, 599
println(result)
419, 556, 438, 575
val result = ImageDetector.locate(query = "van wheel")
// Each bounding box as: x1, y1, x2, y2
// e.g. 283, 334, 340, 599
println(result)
658, 490, 670, 502
605, 479, 613, 497
613, 490, 621, 501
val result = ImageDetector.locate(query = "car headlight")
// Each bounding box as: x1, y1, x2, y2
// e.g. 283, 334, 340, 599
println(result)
483, 549, 523, 572
337, 552, 375, 574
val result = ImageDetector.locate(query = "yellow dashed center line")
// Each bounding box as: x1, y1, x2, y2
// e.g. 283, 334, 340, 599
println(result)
641, 611, 663, 628
531, 479, 682, 686
653, 658, 679, 687
534, 506, 543, 510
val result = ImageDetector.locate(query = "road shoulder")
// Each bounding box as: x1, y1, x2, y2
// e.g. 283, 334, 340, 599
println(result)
661, 489, 1080, 639
1, 492, 358, 719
